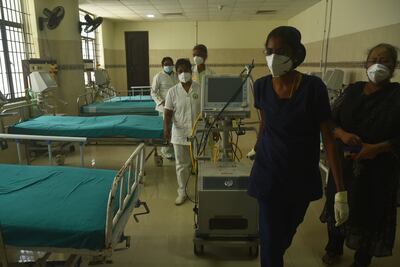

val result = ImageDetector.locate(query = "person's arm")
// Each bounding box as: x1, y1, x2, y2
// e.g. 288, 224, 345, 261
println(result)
151, 74, 164, 106
163, 109, 173, 142
321, 121, 344, 192
331, 85, 362, 146
315, 78, 349, 226
163, 89, 174, 142
246, 79, 262, 159
255, 110, 264, 150
353, 138, 399, 160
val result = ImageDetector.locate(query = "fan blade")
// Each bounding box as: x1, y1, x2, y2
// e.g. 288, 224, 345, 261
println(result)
84, 14, 94, 23
43, 8, 52, 17
47, 6, 65, 30
84, 17, 103, 33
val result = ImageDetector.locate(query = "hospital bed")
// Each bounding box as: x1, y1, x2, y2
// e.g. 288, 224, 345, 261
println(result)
0, 102, 166, 166
77, 88, 157, 116
0, 143, 149, 267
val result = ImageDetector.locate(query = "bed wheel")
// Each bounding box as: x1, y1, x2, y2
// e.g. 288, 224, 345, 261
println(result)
125, 236, 131, 248
55, 154, 66, 165
154, 155, 163, 167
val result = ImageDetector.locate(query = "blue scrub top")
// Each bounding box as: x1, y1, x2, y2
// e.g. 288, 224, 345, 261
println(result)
248, 74, 331, 201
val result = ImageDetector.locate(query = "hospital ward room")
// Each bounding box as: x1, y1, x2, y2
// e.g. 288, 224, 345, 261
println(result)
1, 0, 400, 266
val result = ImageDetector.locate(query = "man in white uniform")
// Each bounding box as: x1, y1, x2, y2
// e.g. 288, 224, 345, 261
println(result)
192, 44, 215, 88
151, 57, 178, 159
164, 58, 201, 205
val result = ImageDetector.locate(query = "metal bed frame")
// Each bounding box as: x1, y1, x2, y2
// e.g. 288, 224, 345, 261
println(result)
129, 86, 151, 96
0, 143, 150, 267
77, 86, 152, 115
0, 102, 165, 167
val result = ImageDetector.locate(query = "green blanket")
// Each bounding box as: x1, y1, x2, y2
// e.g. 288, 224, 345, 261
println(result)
9, 115, 163, 139
0, 164, 120, 250
81, 101, 157, 116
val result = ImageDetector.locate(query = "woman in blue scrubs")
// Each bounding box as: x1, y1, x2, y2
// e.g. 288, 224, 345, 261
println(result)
248, 26, 349, 267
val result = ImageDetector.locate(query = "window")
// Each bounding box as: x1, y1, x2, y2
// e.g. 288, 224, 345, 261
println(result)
80, 10, 98, 85
0, 0, 33, 100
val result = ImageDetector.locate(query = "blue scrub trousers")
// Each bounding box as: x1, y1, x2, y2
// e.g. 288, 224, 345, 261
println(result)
258, 196, 310, 267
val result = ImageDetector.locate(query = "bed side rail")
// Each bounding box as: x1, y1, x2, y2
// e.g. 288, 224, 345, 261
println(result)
0, 133, 87, 166
0, 101, 40, 122
129, 86, 151, 96
77, 92, 95, 114
105, 143, 146, 248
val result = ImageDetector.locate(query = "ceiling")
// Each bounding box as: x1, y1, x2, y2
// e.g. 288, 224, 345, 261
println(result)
78, 0, 321, 21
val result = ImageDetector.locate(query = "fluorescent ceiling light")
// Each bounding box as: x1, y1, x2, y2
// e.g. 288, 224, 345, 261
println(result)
146, 14, 155, 18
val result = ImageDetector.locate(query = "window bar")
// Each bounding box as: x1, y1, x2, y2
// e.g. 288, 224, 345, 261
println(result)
0, 0, 16, 99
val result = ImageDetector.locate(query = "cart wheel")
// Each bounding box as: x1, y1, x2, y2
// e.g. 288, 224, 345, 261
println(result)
194, 243, 204, 256
69, 145, 76, 152
249, 245, 259, 258
154, 155, 163, 167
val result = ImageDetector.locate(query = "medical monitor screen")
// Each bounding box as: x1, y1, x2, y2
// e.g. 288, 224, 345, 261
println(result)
40, 72, 57, 87
207, 77, 243, 103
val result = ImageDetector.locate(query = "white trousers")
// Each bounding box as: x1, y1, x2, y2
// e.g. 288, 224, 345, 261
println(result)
173, 144, 192, 197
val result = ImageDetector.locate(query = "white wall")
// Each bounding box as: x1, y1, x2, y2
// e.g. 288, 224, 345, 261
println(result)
111, 20, 287, 50
289, 0, 400, 44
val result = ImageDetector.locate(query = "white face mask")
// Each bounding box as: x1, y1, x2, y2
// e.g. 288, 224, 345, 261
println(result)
163, 65, 174, 74
367, 63, 391, 84
178, 72, 192, 83
193, 56, 204, 65
266, 54, 293, 77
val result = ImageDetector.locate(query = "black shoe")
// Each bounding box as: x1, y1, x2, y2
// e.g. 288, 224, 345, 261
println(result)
322, 252, 342, 265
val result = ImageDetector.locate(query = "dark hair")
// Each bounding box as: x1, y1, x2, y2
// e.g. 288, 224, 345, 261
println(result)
175, 58, 192, 72
193, 44, 208, 55
266, 26, 306, 68
366, 43, 399, 70
161, 57, 173, 65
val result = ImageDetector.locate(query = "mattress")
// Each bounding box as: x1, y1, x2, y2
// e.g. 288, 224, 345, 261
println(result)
81, 101, 157, 116
0, 164, 131, 250
8, 115, 164, 139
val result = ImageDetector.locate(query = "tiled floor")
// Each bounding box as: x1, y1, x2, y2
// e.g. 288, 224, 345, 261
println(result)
5, 143, 400, 267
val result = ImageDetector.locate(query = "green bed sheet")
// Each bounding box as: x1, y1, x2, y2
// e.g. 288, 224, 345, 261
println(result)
81, 101, 157, 116
0, 164, 121, 250
8, 115, 164, 139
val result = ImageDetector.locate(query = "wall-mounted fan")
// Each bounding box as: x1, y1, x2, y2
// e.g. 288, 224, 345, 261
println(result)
79, 14, 103, 33
39, 6, 65, 31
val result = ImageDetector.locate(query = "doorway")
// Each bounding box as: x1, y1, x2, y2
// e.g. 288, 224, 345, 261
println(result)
125, 31, 149, 95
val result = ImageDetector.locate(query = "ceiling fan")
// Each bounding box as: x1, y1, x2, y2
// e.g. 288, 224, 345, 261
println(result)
38, 6, 65, 31
79, 14, 103, 33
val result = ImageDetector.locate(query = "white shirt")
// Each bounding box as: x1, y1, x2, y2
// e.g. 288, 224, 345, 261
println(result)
164, 81, 201, 146
192, 65, 215, 89
151, 71, 179, 112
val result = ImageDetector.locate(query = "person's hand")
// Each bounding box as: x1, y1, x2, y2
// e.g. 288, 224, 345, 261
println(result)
334, 191, 349, 227
337, 129, 362, 146
246, 148, 256, 160
351, 143, 381, 160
